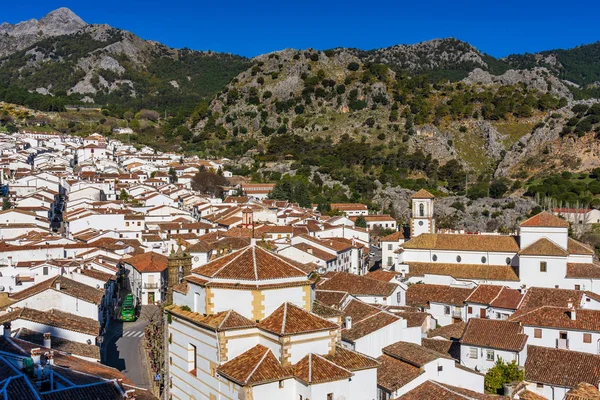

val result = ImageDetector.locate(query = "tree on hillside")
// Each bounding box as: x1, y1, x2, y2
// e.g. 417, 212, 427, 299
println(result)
269, 176, 312, 208
191, 171, 228, 197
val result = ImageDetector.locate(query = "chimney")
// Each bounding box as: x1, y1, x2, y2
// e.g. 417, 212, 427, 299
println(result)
43, 332, 51, 349
55, 281, 60, 291
31, 348, 41, 365
345, 316, 352, 329
307, 248, 313, 255
46, 351, 54, 365
567, 298, 573, 309
2, 322, 11, 337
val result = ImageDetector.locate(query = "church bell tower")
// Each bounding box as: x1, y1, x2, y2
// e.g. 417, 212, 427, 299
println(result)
410, 189, 435, 238
166, 240, 193, 304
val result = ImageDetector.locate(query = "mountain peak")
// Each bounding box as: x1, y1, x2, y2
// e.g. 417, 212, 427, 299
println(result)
39, 7, 87, 35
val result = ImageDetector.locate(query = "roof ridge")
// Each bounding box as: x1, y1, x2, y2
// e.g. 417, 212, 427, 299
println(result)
312, 353, 354, 374
428, 380, 473, 399
209, 246, 250, 277
244, 347, 271, 385
252, 246, 258, 281
488, 286, 506, 305
281, 303, 288, 335
308, 353, 312, 383
219, 310, 232, 330
258, 246, 311, 276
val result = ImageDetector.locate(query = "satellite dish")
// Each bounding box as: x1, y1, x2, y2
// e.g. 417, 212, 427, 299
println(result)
6, 307, 11, 312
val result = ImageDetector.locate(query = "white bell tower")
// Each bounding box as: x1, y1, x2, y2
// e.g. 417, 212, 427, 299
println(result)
410, 189, 435, 238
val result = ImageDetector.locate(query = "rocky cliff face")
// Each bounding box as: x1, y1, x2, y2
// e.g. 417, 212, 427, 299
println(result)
372, 185, 538, 232
348, 38, 489, 74
463, 67, 573, 100
0, 8, 86, 57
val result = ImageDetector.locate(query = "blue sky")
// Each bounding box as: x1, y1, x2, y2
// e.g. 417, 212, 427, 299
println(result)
4, 1, 599, 58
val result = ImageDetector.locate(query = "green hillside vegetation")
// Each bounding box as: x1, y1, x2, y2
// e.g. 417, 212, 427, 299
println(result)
0, 28, 250, 116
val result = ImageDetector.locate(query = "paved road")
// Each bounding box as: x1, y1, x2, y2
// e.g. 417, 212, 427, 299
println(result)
369, 245, 382, 271
103, 306, 160, 389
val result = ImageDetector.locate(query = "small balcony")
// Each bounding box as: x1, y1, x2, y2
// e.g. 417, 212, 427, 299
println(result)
556, 338, 569, 350
144, 282, 159, 289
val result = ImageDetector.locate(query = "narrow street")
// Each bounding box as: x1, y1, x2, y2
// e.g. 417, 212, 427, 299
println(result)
103, 305, 161, 390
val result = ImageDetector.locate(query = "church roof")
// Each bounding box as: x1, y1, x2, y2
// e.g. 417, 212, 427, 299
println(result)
520, 211, 569, 228
191, 245, 310, 281
401, 233, 519, 253
518, 238, 568, 257
411, 189, 435, 199
218, 345, 293, 386
258, 302, 338, 336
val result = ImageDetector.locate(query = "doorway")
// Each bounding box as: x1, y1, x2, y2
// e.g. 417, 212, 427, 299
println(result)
148, 291, 155, 304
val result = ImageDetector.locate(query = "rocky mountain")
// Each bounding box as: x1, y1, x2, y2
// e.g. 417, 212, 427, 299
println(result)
0, 8, 250, 112
504, 41, 600, 88
347, 38, 506, 80
0, 8, 87, 58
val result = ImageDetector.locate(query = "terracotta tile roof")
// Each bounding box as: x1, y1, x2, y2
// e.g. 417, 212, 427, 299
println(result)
568, 238, 596, 256
460, 318, 528, 352
406, 262, 520, 282
191, 245, 309, 281
382, 341, 451, 367
294, 353, 352, 384
318, 271, 397, 297
567, 263, 600, 279
396, 380, 499, 399
421, 338, 461, 360
294, 242, 337, 262
411, 189, 435, 199
9, 276, 104, 305
393, 311, 429, 328
427, 322, 467, 340
342, 310, 400, 343
401, 233, 519, 252
314, 290, 349, 309
217, 345, 292, 386
565, 383, 600, 400
510, 306, 600, 332
518, 287, 584, 311
380, 230, 404, 242
489, 287, 524, 310
258, 302, 338, 336
518, 390, 548, 400
0, 308, 100, 336
465, 284, 504, 305
17, 328, 100, 360
366, 269, 399, 282
376, 353, 422, 392
520, 211, 569, 228
330, 203, 368, 211
519, 238, 568, 256
165, 306, 256, 331
466, 285, 523, 310
406, 284, 473, 307
323, 346, 379, 371
525, 345, 600, 388
124, 251, 168, 273
311, 300, 343, 319
185, 274, 314, 291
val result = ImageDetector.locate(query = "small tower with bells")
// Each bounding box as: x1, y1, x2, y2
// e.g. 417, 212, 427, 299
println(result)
410, 189, 435, 238
166, 239, 192, 304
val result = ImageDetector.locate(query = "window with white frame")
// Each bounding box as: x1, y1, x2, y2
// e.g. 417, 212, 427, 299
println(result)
469, 347, 478, 359
486, 350, 495, 361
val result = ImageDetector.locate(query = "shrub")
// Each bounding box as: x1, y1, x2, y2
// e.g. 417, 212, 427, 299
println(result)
347, 62, 360, 71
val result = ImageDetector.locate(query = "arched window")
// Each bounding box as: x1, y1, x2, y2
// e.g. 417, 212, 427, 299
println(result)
419, 203, 425, 217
